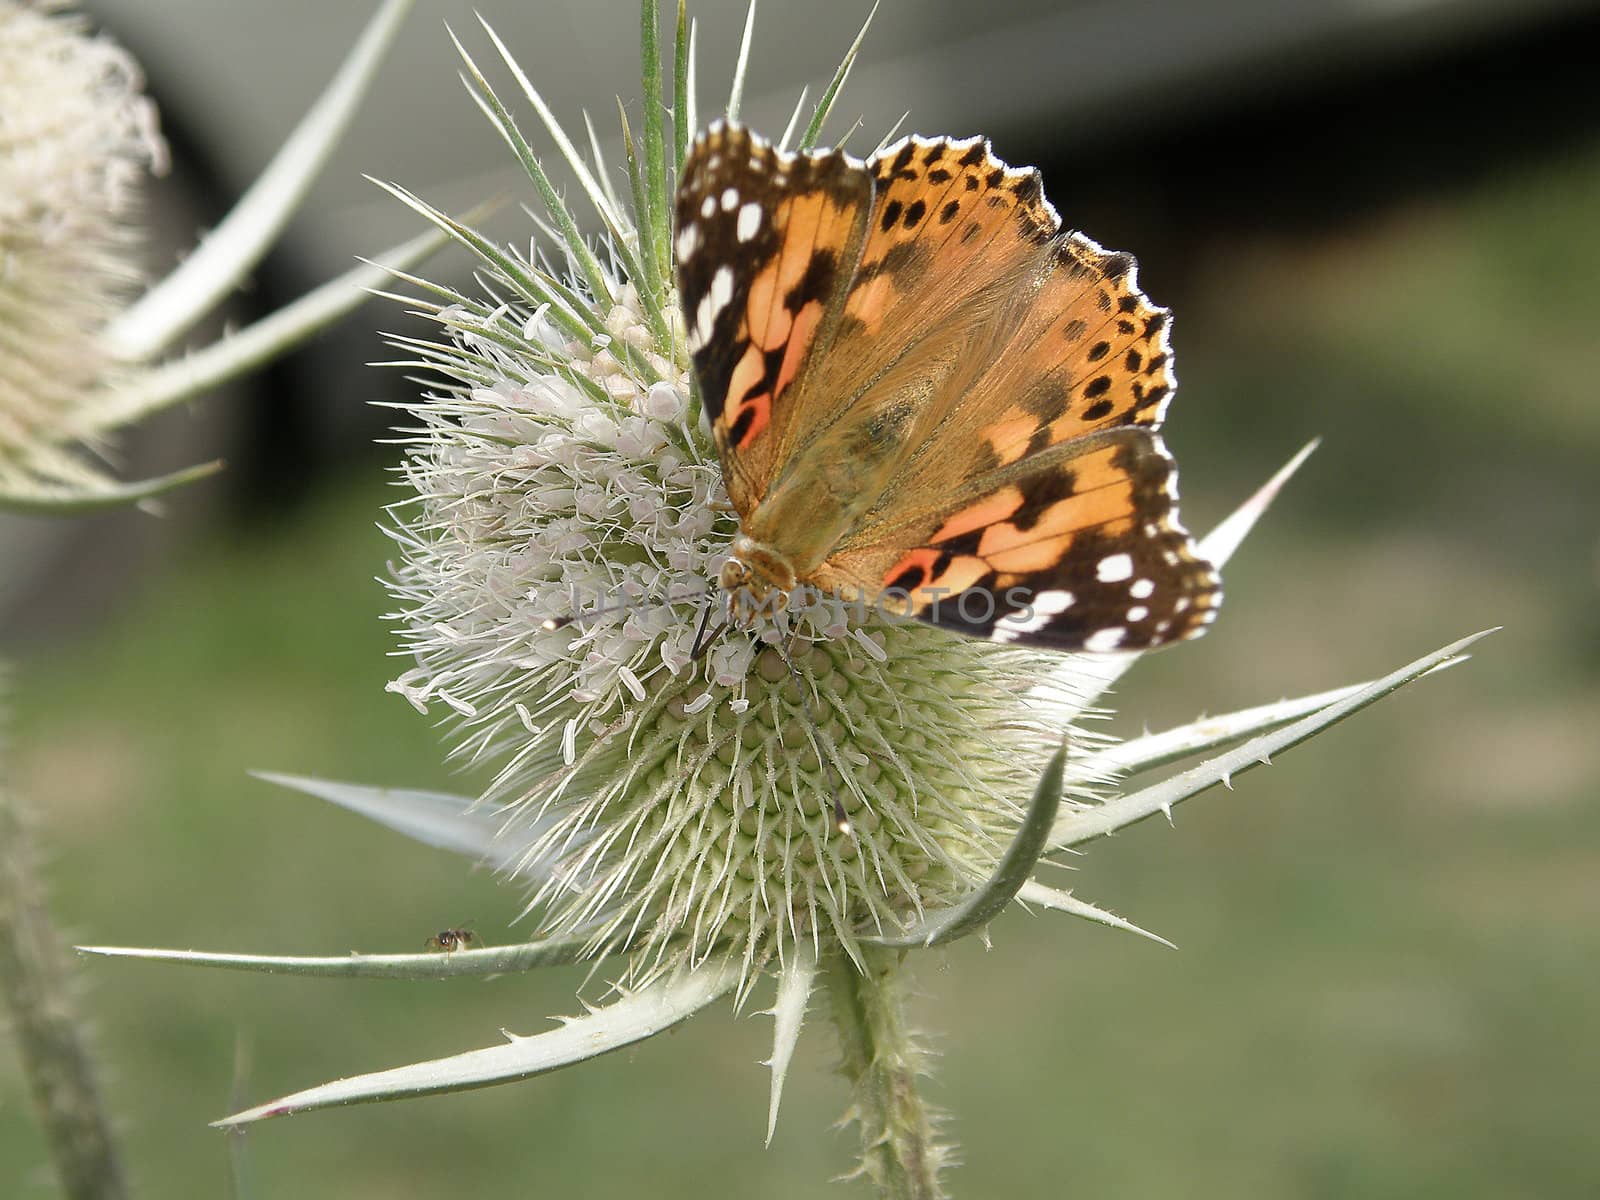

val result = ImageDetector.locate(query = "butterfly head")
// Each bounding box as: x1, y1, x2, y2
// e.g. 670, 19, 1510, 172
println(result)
720, 534, 797, 626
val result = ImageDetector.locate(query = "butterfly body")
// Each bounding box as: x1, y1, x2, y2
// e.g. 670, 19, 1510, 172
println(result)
724, 394, 922, 608
718, 533, 797, 622
676, 121, 1221, 652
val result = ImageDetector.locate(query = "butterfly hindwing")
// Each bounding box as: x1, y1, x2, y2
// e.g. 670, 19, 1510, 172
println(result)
816, 429, 1219, 652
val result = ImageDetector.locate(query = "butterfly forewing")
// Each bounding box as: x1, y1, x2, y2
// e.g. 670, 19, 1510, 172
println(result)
916, 231, 1179, 473
772, 135, 1065, 485
674, 123, 871, 513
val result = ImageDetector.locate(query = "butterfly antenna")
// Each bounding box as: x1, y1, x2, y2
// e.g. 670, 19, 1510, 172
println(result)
542, 586, 710, 632
775, 629, 850, 836
689, 594, 725, 660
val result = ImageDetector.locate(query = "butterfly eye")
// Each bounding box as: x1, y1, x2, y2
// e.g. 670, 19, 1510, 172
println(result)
717, 557, 750, 593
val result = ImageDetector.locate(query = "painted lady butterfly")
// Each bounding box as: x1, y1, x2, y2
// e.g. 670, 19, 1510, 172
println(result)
674, 121, 1220, 653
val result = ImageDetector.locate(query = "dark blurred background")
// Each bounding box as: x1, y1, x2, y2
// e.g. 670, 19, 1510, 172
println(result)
3, 1, 1597, 1196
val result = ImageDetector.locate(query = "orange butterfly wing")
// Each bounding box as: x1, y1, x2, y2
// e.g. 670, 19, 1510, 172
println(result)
817, 429, 1220, 651
674, 123, 1220, 652
674, 122, 871, 514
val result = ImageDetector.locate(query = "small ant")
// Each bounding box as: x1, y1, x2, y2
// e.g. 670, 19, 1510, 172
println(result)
425, 925, 478, 953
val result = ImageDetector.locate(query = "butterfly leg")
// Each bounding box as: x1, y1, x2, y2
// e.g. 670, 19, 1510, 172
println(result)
690, 596, 727, 662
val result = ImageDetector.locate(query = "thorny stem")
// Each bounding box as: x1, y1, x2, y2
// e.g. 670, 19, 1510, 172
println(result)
0, 744, 129, 1200
826, 945, 948, 1200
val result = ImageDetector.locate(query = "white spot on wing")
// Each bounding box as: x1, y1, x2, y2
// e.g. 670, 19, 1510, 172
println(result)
992, 589, 1074, 643
1084, 627, 1125, 653
1126, 605, 1149, 622
1035, 590, 1076, 615
675, 222, 701, 262
736, 201, 762, 242
1129, 578, 1155, 599
689, 293, 713, 351
708, 266, 734, 319
1096, 553, 1134, 582
700, 195, 716, 218
720, 187, 740, 211
689, 267, 735, 352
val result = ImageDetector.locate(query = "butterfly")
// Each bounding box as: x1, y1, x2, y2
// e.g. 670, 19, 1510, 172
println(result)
673, 121, 1220, 654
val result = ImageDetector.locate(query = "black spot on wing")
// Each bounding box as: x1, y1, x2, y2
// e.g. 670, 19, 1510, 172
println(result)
1135, 383, 1169, 412
1100, 251, 1134, 280
1011, 171, 1043, 206
854, 239, 930, 288
1010, 468, 1077, 531
1018, 375, 1071, 418
786, 250, 838, 310
913, 573, 1007, 638
728, 405, 757, 447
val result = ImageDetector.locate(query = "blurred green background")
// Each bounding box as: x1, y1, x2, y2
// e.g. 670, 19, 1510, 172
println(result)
3, 1, 1597, 1197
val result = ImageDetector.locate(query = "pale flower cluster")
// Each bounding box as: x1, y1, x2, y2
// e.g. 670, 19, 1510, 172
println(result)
0, 0, 167, 493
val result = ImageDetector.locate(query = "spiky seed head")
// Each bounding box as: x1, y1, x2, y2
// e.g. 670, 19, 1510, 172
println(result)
0, 1, 167, 494
383, 222, 1103, 982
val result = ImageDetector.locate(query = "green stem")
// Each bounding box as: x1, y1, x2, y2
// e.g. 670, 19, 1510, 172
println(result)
825, 946, 948, 1200
0, 783, 129, 1200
